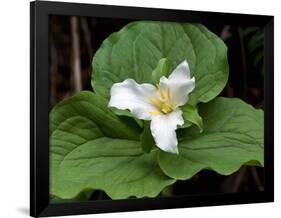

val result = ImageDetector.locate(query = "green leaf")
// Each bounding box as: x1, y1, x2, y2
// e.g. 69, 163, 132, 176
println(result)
50, 91, 175, 199
158, 97, 264, 180
50, 91, 140, 140
140, 121, 155, 153
109, 107, 144, 128
151, 58, 170, 84
50, 189, 93, 203
92, 21, 229, 105
180, 104, 203, 131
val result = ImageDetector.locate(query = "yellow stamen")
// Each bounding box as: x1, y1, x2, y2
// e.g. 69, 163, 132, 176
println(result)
156, 84, 165, 101
162, 108, 169, 114
148, 84, 177, 115
167, 88, 172, 103
148, 96, 162, 109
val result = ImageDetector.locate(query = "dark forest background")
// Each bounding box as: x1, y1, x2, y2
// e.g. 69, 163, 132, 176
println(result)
49, 15, 265, 201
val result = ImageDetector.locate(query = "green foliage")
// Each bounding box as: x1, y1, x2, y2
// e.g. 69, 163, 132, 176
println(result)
50, 91, 140, 139
158, 97, 264, 180
50, 91, 175, 199
91, 21, 229, 105
50, 189, 93, 203
180, 104, 203, 131
108, 107, 144, 128
151, 58, 170, 84
140, 121, 155, 153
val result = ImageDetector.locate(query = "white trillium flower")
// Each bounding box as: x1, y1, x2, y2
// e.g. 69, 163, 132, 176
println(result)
108, 60, 195, 154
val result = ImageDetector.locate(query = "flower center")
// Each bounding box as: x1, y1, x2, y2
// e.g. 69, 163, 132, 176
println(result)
148, 84, 176, 115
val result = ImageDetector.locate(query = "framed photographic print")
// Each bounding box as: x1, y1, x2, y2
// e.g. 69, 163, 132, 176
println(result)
30, 1, 274, 217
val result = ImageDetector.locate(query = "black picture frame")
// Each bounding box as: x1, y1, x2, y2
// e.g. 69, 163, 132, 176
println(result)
30, 1, 274, 217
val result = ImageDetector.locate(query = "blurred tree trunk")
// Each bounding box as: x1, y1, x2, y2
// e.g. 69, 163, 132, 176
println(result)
71, 16, 82, 92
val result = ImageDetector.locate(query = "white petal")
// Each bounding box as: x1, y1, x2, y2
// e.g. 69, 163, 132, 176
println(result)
150, 109, 184, 154
108, 79, 158, 120
160, 60, 195, 106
